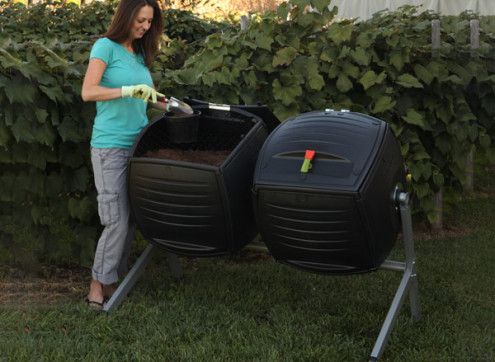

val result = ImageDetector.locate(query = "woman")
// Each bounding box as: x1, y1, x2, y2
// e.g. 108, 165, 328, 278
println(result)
81, 0, 168, 309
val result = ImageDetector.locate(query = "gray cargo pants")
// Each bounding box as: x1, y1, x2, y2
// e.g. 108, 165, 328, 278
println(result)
91, 147, 135, 285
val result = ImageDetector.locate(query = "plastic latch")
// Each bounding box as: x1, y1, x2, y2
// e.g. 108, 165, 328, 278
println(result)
300, 150, 316, 173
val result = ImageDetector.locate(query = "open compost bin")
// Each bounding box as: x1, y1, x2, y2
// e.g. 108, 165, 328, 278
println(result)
128, 99, 279, 257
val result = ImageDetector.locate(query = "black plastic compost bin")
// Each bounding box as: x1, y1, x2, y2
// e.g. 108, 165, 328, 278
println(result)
253, 110, 405, 274
128, 99, 279, 256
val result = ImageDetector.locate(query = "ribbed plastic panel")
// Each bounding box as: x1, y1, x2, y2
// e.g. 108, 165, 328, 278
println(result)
129, 160, 227, 255
256, 189, 373, 274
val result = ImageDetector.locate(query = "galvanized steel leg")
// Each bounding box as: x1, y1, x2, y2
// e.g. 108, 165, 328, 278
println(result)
102, 244, 183, 313
399, 194, 421, 321
408, 273, 421, 321
369, 269, 412, 361
103, 243, 157, 313
370, 192, 420, 361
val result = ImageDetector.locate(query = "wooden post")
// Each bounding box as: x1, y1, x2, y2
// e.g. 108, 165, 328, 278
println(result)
431, 19, 443, 230
431, 19, 441, 58
432, 189, 443, 231
465, 19, 480, 194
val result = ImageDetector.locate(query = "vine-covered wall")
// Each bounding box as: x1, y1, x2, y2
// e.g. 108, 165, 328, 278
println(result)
0, 0, 493, 266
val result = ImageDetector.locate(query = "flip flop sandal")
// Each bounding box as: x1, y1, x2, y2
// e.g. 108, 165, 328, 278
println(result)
85, 298, 104, 311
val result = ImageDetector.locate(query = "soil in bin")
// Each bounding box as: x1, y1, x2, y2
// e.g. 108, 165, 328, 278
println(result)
145, 148, 231, 167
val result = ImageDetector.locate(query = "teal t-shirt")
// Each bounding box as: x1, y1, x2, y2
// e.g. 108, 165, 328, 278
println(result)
89, 37, 153, 149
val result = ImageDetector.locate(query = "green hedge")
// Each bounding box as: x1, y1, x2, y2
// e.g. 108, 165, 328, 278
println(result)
0, 0, 494, 266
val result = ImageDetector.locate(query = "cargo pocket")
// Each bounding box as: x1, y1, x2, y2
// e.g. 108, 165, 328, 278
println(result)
97, 193, 120, 226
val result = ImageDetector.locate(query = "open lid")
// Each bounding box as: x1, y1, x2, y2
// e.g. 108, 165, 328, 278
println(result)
183, 97, 280, 132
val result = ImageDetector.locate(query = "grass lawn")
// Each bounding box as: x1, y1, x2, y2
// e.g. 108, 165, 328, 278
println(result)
1, 163, 494, 361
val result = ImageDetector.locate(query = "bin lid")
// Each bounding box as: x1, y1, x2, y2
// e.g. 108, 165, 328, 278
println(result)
254, 110, 388, 192
183, 97, 280, 132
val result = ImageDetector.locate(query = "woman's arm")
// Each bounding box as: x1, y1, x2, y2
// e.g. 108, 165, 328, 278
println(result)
81, 58, 122, 102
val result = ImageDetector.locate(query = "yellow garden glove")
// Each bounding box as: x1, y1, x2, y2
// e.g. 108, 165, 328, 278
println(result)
121, 84, 164, 103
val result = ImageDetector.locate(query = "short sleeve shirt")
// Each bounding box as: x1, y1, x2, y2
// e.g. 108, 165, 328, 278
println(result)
89, 37, 153, 149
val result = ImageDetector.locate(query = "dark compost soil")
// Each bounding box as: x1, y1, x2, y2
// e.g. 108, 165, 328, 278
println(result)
145, 148, 231, 167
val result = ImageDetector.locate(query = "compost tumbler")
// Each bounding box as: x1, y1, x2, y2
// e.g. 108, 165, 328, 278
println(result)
128, 99, 279, 256
253, 109, 406, 274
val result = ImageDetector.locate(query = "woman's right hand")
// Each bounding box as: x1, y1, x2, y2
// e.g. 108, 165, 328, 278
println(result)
121, 84, 165, 103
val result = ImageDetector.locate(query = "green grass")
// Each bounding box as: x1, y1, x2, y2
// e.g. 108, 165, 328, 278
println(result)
1, 166, 494, 361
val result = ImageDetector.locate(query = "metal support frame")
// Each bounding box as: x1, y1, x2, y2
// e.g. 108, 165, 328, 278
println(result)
369, 191, 420, 361
104, 192, 419, 361
103, 244, 183, 313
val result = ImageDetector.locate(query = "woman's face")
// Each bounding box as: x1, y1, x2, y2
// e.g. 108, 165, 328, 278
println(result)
130, 5, 154, 40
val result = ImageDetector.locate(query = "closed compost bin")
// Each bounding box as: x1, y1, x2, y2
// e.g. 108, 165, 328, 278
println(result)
129, 100, 279, 257
253, 110, 405, 274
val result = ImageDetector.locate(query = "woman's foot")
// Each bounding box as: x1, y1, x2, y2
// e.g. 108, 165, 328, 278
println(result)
86, 279, 105, 310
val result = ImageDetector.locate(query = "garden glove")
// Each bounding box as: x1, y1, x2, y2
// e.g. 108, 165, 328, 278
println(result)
121, 84, 164, 103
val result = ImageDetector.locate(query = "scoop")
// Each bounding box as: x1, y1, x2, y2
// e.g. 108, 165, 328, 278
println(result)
162, 96, 194, 115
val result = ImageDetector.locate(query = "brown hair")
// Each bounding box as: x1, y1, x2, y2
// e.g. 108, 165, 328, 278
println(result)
103, 0, 163, 68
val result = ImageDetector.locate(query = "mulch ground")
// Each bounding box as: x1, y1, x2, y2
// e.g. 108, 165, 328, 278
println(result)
0, 251, 270, 307
145, 148, 231, 167
0, 266, 89, 307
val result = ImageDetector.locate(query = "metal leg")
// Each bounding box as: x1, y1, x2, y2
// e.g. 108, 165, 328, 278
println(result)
370, 192, 420, 361
103, 244, 183, 312
408, 274, 421, 321
399, 194, 421, 321
103, 243, 157, 312
370, 269, 412, 361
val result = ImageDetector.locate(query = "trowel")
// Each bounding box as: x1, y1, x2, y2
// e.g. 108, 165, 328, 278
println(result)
159, 96, 194, 115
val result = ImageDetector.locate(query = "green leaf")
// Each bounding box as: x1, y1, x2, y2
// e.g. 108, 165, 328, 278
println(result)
39, 85, 70, 104
11, 114, 36, 143
342, 63, 359, 79
372, 96, 395, 113
272, 47, 298, 67
413, 150, 431, 161
3, 76, 36, 105
70, 167, 90, 192
390, 51, 404, 71
312, 0, 332, 13
68, 197, 92, 222
396, 74, 423, 88
434, 136, 451, 154
402, 109, 427, 129
253, 31, 273, 51
479, 133, 491, 149
0, 124, 10, 147
305, 58, 325, 91
327, 22, 353, 45
336, 74, 353, 92
350, 47, 370, 66
359, 70, 384, 90
276, 2, 290, 20
45, 174, 64, 198
35, 109, 49, 123
432, 170, 444, 188
272, 79, 302, 106
414, 64, 433, 85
